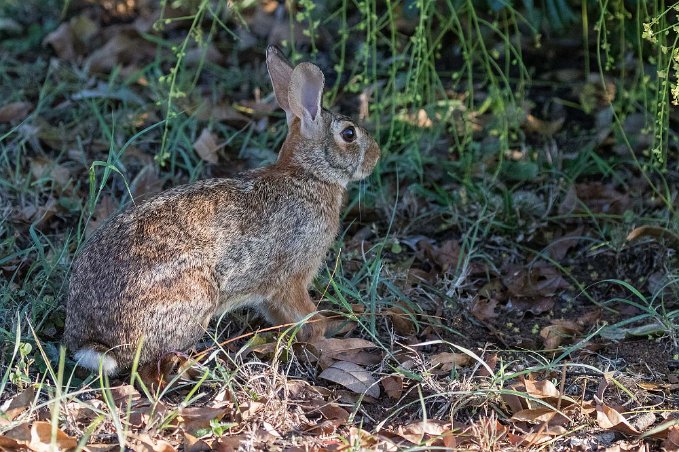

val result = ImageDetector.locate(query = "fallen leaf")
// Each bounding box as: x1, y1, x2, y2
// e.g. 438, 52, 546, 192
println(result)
0, 101, 32, 123
86, 33, 154, 73
178, 405, 230, 434
384, 302, 417, 336
29, 421, 78, 451
418, 239, 460, 274
395, 420, 449, 444
626, 225, 679, 250
0, 387, 35, 422
511, 408, 569, 426
183, 431, 211, 452
430, 352, 472, 372
310, 337, 382, 368
503, 263, 570, 298
381, 375, 404, 399
192, 128, 220, 164
540, 320, 582, 349
319, 361, 380, 398
524, 113, 565, 136
575, 182, 630, 215
596, 403, 640, 436
30, 157, 71, 188
547, 225, 584, 261
662, 426, 679, 450
470, 298, 499, 321
43, 22, 76, 60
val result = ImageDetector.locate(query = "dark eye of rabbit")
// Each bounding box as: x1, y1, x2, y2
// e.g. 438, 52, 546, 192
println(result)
340, 126, 356, 143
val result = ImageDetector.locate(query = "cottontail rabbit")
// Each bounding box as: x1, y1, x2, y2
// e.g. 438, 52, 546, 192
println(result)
64, 46, 380, 376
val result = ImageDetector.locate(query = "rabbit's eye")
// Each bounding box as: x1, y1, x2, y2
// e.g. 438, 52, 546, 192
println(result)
340, 126, 356, 143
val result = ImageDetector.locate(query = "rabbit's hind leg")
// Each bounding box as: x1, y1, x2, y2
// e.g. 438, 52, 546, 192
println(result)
261, 277, 327, 341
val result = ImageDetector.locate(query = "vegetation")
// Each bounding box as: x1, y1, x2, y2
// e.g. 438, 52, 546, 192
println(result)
0, 0, 677, 449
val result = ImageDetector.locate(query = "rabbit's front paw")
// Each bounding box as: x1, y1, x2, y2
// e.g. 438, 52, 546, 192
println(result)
297, 314, 327, 342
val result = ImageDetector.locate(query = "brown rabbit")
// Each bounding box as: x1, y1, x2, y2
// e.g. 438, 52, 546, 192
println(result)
64, 46, 380, 376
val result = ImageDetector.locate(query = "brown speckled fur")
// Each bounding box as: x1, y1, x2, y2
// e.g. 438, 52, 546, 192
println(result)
64, 46, 380, 374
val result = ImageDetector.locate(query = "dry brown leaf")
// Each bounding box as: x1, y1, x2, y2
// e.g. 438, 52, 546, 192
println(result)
596, 403, 640, 436
310, 337, 382, 368
127, 433, 176, 452
506, 296, 555, 316
548, 225, 584, 261
29, 421, 78, 451
0, 387, 35, 422
418, 239, 460, 273
182, 431, 211, 452
470, 298, 499, 321
43, 22, 76, 60
503, 263, 570, 298
30, 157, 71, 188
627, 225, 679, 250
0, 101, 32, 123
384, 303, 416, 336
477, 353, 499, 377
524, 114, 565, 136
430, 352, 472, 371
522, 379, 562, 399
395, 420, 449, 444
319, 361, 380, 398
213, 434, 247, 452
192, 128, 220, 164
575, 182, 630, 215
511, 408, 569, 426
178, 405, 230, 434
540, 320, 582, 349
381, 375, 404, 399
87, 33, 154, 73
662, 426, 679, 450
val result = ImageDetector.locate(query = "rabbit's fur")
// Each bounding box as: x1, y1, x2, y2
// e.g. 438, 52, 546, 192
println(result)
64, 46, 380, 376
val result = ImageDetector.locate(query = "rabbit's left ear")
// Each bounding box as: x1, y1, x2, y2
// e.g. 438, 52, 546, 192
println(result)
266, 45, 295, 125
288, 62, 325, 140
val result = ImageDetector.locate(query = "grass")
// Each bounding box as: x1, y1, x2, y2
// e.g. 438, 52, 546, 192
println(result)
1, 0, 678, 449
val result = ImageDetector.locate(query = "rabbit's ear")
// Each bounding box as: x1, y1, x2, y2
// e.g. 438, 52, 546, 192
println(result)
288, 62, 325, 140
266, 45, 294, 124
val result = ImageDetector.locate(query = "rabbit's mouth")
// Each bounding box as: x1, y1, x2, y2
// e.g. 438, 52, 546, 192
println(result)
352, 141, 381, 181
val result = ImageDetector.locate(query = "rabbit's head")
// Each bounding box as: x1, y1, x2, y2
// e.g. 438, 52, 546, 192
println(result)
266, 45, 380, 186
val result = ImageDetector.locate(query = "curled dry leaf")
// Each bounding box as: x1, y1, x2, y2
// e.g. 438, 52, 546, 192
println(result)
384, 302, 417, 336
0, 101, 33, 123
524, 113, 565, 136
540, 320, 582, 349
595, 403, 640, 436
0, 387, 35, 422
626, 225, 679, 250
30, 421, 78, 451
319, 360, 380, 398
193, 128, 220, 164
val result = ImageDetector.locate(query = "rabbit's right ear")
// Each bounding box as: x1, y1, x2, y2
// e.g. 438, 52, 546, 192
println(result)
266, 45, 294, 125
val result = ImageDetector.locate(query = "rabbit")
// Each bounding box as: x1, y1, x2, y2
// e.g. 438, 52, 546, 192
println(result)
64, 45, 380, 376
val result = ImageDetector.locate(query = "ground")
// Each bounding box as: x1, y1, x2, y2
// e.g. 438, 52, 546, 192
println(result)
0, 0, 678, 450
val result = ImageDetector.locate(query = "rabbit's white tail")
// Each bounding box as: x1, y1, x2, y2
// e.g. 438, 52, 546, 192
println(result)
74, 348, 118, 376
